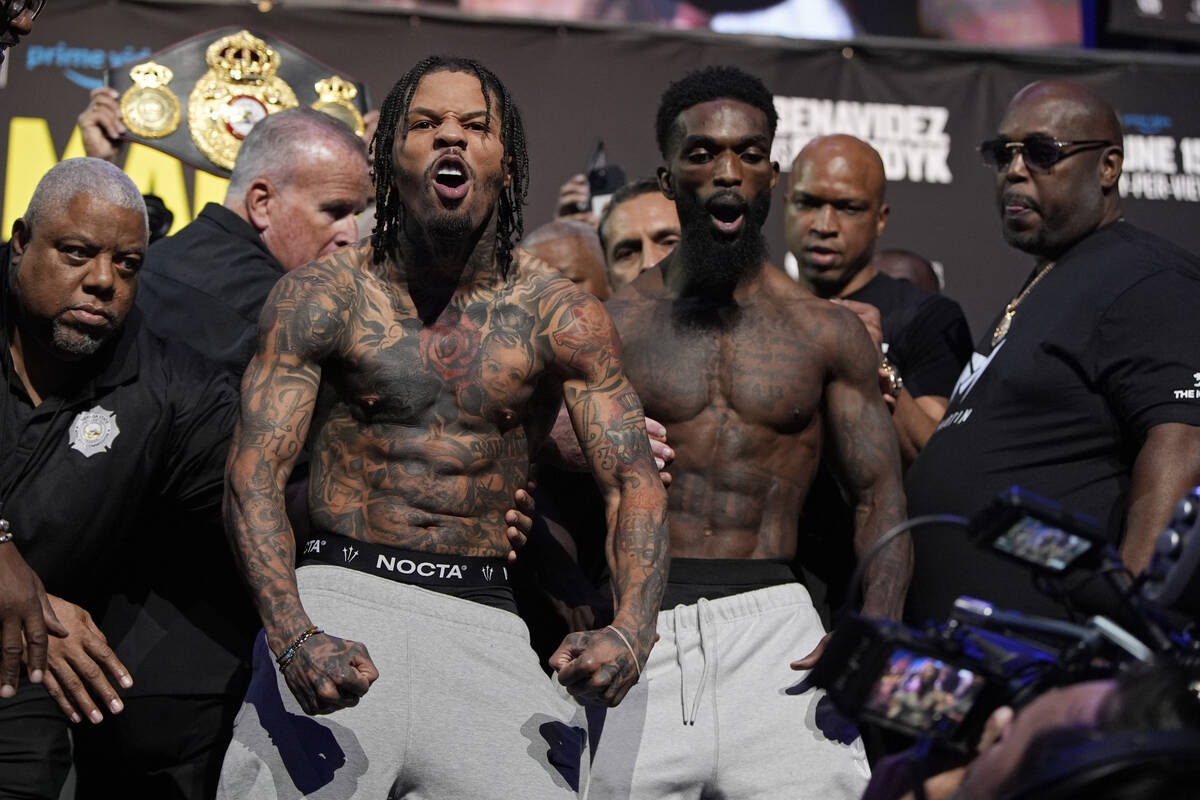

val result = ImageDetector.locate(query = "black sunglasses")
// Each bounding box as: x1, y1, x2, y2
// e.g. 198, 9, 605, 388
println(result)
4, 0, 45, 22
979, 134, 1114, 173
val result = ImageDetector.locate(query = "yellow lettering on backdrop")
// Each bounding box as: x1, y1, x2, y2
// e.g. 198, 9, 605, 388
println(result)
4, 117, 227, 237
3, 118, 86, 234
194, 170, 230, 216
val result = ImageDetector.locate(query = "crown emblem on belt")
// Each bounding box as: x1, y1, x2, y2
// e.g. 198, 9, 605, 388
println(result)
312, 75, 365, 137
119, 61, 182, 139
210, 29, 279, 81
188, 29, 298, 170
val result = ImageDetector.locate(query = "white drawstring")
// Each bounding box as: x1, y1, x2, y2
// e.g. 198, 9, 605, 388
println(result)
674, 598, 716, 725
687, 598, 714, 726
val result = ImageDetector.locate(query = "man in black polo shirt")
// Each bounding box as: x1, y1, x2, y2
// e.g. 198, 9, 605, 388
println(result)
905, 80, 1200, 624
0, 157, 237, 799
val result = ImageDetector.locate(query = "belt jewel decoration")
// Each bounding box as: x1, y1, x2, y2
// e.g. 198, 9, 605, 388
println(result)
120, 61, 181, 139
312, 75, 365, 138
188, 29, 299, 170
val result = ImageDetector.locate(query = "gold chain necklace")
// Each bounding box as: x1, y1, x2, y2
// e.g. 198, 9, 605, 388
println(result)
991, 261, 1056, 347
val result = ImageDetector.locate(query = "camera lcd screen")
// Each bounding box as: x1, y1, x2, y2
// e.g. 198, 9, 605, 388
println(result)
992, 515, 1093, 572
862, 648, 988, 736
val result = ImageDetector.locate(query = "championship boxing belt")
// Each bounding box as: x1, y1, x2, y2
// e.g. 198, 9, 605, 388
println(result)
105, 27, 371, 177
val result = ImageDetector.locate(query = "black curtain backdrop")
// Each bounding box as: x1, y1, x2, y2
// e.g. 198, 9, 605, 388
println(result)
4, 0, 1199, 334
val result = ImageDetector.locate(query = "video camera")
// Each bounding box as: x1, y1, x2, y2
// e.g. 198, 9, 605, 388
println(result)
808, 486, 1199, 754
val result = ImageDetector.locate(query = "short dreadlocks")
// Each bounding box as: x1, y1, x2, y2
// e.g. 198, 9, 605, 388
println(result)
371, 55, 529, 277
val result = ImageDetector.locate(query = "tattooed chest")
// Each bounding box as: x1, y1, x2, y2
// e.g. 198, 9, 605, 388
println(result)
334, 300, 545, 429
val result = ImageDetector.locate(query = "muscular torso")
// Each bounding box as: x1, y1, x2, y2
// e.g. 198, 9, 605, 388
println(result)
303, 244, 566, 558
609, 264, 842, 559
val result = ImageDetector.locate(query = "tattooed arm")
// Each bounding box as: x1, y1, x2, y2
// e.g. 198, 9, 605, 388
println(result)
225, 259, 377, 715
542, 285, 669, 707
825, 306, 911, 621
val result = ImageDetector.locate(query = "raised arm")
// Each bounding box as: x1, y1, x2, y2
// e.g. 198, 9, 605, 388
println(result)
225, 261, 376, 715
542, 286, 669, 707
823, 306, 911, 621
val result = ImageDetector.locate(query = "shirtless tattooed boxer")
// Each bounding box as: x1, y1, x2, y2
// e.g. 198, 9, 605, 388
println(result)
218, 56, 668, 799
586, 65, 910, 800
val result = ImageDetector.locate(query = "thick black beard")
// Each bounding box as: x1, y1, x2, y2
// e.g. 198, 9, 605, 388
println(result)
675, 190, 770, 298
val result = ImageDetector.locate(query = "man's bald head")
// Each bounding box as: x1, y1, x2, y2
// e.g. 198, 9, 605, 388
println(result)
523, 219, 611, 301
785, 134, 890, 298
1005, 80, 1123, 147
789, 134, 887, 205
992, 80, 1124, 259
872, 249, 941, 294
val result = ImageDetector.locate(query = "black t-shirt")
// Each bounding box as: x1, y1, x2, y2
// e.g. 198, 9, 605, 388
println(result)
847, 272, 973, 399
138, 203, 285, 377
904, 222, 1200, 624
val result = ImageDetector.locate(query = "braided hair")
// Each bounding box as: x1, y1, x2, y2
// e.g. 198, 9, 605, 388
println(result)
371, 55, 530, 278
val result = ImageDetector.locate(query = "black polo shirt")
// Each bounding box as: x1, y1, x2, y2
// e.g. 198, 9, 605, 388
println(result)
137, 202, 285, 377
0, 302, 237, 608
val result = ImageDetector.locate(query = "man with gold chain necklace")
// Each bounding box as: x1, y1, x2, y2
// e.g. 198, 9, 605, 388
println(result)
904, 79, 1200, 625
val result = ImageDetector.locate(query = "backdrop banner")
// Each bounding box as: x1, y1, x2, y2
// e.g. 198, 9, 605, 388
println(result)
4, 0, 1199, 333
1106, 0, 1200, 45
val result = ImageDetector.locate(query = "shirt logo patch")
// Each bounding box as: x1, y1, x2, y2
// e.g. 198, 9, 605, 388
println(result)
1172, 371, 1200, 399
949, 340, 1006, 405
68, 406, 120, 457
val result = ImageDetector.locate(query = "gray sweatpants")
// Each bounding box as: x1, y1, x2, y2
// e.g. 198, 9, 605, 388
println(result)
217, 565, 587, 799
587, 583, 871, 799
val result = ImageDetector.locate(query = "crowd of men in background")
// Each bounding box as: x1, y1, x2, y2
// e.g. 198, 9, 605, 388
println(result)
3, 3, 1200, 800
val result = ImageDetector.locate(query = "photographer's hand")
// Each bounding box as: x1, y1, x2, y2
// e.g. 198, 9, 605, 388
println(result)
790, 632, 830, 671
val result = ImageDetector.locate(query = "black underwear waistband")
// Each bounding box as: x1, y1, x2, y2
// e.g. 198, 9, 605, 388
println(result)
298, 533, 511, 589
663, 558, 800, 608
667, 557, 797, 586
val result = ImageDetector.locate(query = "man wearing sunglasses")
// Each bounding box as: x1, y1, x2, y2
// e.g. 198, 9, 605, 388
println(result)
1, 0, 44, 65
904, 79, 1200, 626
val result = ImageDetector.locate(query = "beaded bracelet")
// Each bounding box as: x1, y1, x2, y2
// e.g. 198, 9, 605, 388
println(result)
0, 518, 13, 545
0, 533, 12, 545
276, 626, 323, 672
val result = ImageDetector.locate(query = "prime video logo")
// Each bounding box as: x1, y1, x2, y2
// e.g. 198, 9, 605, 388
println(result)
24, 42, 151, 89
